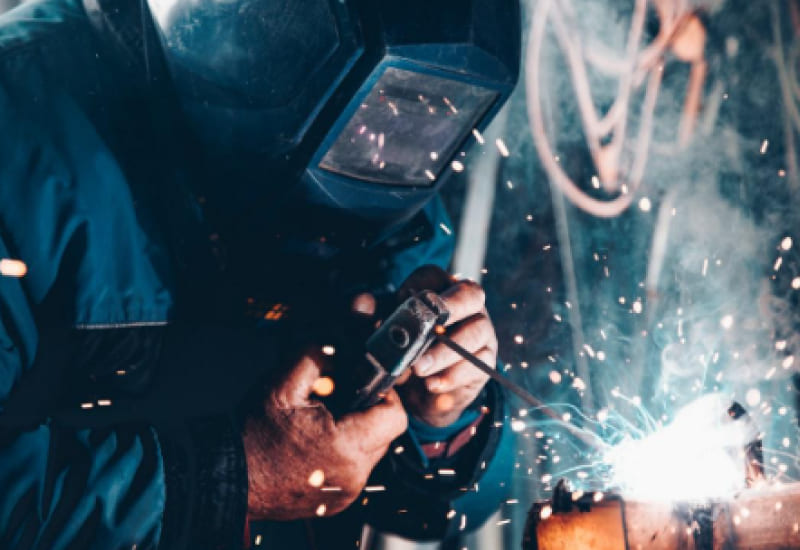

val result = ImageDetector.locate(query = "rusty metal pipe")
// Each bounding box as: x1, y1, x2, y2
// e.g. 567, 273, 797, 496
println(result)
524, 484, 800, 550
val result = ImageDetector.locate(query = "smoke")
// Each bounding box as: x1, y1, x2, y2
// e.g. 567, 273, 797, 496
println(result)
495, 0, 800, 501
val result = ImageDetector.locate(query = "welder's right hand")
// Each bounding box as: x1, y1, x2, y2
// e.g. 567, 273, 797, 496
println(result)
242, 349, 407, 521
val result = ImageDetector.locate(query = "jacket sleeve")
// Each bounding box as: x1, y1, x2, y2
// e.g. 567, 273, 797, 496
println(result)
0, 49, 252, 547
0, 227, 169, 549
363, 196, 515, 540
0, 251, 260, 550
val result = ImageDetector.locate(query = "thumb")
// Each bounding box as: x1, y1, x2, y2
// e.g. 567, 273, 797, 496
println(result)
336, 389, 408, 453
277, 350, 327, 407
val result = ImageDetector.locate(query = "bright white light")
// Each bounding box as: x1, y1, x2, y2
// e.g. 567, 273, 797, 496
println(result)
720, 315, 734, 330
510, 419, 526, 432
781, 236, 793, 250
638, 197, 652, 212
605, 394, 757, 502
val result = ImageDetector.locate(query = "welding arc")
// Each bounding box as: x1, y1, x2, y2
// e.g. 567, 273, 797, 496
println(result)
434, 334, 608, 451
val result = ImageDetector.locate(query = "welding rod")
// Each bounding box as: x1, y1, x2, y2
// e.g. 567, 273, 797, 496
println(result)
435, 332, 608, 451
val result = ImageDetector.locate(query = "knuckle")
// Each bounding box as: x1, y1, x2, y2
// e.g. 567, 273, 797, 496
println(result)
463, 280, 486, 304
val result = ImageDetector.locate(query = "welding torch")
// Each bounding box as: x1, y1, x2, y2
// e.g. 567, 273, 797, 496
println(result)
324, 290, 607, 452
434, 330, 608, 451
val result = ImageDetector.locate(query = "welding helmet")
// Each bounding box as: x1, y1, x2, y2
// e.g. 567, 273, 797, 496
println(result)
136, 0, 520, 237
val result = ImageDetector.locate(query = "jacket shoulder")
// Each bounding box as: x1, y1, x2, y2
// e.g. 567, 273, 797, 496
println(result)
0, 0, 88, 58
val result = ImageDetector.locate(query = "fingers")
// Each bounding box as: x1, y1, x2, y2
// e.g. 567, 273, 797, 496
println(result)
351, 292, 377, 317
424, 347, 493, 394
336, 389, 408, 454
439, 280, 486, 326
414, 313, 497, 376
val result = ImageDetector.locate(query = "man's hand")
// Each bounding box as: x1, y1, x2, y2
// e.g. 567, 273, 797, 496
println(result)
397, 265, 497, 427
243, 349, 407, 521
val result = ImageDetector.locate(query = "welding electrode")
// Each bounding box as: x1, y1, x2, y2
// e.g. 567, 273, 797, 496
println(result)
434, 330, 608, 451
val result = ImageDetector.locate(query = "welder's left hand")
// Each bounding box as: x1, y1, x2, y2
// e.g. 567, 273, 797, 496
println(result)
395, 265, 497, 427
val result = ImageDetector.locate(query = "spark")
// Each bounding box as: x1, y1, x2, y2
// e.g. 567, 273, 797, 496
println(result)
322, 345, 336, 356
425, 169, 436, 181
472, 128, 485, 145
430, 151, 439, 161
442, 97, 458, 114
451, 160, 465, 172
316, 504, 326, 516
308, 469, 325, 488
97, 399, 112, 407
720, 315, 734, 330
511, 419, 526, 432
781, 236, 793, 250
513, 335, 524, 344
782, 356, 794, 369
495, 138, 510, 157
760, 139, 769, 154
364, 486, 386, 492
638, 197, 652, 212
792, 277, 800, 290
439, 223, 452, 235
312, 376, 335, 397
255, 534, 262, 546
745, 389, 761, 407
0, 259, 27, 278
549, 370, 562, 384
591, 176, 601, 189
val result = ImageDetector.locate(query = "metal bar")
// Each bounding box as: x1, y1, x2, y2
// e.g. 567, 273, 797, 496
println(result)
435, 333, 607, 451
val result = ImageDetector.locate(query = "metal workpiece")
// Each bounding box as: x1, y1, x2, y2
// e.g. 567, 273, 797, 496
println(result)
524, 483, 800, 550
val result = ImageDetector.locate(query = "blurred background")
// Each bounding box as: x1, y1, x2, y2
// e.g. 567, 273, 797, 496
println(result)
3, 0, 800, 549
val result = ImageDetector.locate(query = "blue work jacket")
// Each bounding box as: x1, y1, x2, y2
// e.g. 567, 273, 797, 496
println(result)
0, 1, 514, 548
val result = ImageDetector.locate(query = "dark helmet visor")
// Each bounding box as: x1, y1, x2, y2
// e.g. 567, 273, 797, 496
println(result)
319, 67, 497, 187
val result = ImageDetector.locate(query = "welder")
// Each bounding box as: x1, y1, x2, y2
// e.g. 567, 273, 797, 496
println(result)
0, 0, 520, 549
